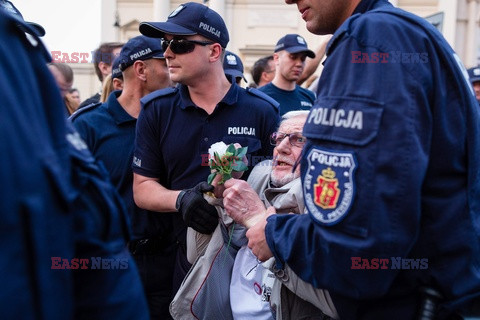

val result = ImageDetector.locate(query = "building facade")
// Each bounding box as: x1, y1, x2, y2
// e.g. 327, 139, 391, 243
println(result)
73, 0, 480, 98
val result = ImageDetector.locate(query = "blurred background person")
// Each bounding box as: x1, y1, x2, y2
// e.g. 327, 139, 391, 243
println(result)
467, 65, 480, 105
67, 88, 81, 105
78, 41, 124, 108
48, 62, 73, 98
64, 88, 81, 116
100, 56, 124, 103
251, 55, 275, 88
259, 34, 316, 116
48, 62, 77, 115
223, 50, 247, 86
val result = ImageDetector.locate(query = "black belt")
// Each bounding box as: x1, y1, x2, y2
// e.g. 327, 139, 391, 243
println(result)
128, 236, 169, 255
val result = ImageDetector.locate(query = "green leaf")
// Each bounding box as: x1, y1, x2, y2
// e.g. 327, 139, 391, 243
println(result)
236, 147, 248, 159
223, 173, 232, 182
207, 172, 216, 185
209, 159, 216, 167
226, 144, 236, 155
214, 152, 222, 165
232, 161, 248, 172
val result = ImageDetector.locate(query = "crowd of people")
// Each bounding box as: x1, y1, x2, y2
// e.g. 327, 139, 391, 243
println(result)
2, 0, 480, 319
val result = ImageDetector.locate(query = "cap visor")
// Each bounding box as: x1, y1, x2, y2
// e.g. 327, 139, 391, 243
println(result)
27, 22, 45, 37
140, 21, 196, 38
286, 47, 316, 59
225, 70, 246, 82
470, 76, 480, 83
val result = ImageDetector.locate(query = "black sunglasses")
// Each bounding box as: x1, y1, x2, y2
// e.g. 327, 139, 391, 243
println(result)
270, 132, 307, 147
161, 38, 214, 54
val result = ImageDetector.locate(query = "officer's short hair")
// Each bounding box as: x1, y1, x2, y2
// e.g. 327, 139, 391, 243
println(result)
93, 42, 124, 82
251, 55, 274, 86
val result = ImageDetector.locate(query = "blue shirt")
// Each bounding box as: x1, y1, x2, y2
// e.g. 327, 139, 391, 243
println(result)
71, 91, 174, 240
133, 82, 279, 190
259, 82, 315, 116
264, 0, 480, 318
0, 10, 148, 320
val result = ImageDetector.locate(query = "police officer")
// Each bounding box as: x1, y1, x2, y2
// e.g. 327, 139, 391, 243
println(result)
0, 0, 45, 36
467, 65, 480, 105
133, 2, 279, 294
223, 50, 247, 85
0, 5, 148, 320
78, 42, 124, 108
234, 0, 480, 318
259, 34, 316, 116
71, 35, 174, 319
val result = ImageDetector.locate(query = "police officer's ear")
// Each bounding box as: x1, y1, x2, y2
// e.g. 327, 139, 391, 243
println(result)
273, 52, 281, 66
132, 60, 147, 81
98, 61, 111, 80
209, 43, 224, 63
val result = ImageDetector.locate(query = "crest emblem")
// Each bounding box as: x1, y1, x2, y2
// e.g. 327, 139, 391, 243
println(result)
296, 36, 306, 45
169, 5, 185, 18
303, 148, 357, 225
226, 54, 237, 66
314, 167, 340, 209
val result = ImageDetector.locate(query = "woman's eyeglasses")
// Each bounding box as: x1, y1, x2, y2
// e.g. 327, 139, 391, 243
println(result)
161, 38, 214, 54
270, 132, 306, 147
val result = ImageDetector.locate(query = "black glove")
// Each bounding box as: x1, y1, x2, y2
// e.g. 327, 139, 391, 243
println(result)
176, 182, 218, 234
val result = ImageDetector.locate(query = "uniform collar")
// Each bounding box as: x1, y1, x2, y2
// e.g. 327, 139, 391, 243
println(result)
178, 81, 239, 110
352, 0, 387, 15
105, 90, 136, 125
325, 0, 391, 57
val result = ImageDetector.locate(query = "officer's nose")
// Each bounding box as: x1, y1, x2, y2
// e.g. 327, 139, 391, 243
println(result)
164, 45, 175, 60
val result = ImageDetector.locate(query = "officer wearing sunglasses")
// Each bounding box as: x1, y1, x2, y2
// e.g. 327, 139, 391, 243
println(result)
134, 2, 280, 295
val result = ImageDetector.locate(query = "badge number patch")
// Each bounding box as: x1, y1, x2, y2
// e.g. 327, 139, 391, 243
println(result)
304, 148, 357, 225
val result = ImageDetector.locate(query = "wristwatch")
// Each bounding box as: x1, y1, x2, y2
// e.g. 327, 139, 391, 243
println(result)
175, 190, 186, 211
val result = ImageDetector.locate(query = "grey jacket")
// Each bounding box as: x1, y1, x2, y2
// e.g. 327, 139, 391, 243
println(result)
247, 161, 338, 320
185, 160, 338, 319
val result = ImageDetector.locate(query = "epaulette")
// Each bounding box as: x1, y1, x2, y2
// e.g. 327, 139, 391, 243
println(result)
140, 87, 177, 107
246, 87, 280, 111
68, 102, 102, 121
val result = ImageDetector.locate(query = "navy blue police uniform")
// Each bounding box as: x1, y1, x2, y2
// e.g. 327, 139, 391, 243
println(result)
0, 8, 148, 320
264, 0, 480, 319
259, 82, 315, 116
133, 81, 279, 292
71, 92, 173, 242
71, 34, 175, 318
71, 94, 176, 318
467, 65, 480, 105
133, 83, 278, 189
259, 33, 316, 116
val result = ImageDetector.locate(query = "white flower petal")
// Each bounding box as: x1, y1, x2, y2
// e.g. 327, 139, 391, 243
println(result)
208, 141, 229, 158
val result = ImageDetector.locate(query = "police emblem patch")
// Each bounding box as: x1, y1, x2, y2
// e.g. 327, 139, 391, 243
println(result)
169, 5, 185, 18
303, 148, 357, 225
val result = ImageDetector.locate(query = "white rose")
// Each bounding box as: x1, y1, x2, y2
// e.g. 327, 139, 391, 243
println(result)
208, 141, 228, 158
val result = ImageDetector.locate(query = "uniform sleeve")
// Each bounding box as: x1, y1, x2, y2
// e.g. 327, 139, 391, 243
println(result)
265, 25, 434, 299
260, 106, 279, 159
71, 115, 95, 152
132, 102, 164, 178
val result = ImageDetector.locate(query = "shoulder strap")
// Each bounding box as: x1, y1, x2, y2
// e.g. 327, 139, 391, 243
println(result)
68, 102, 102, 121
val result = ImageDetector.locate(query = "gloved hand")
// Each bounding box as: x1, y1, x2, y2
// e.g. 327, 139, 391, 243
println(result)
177, 182, 218, 234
